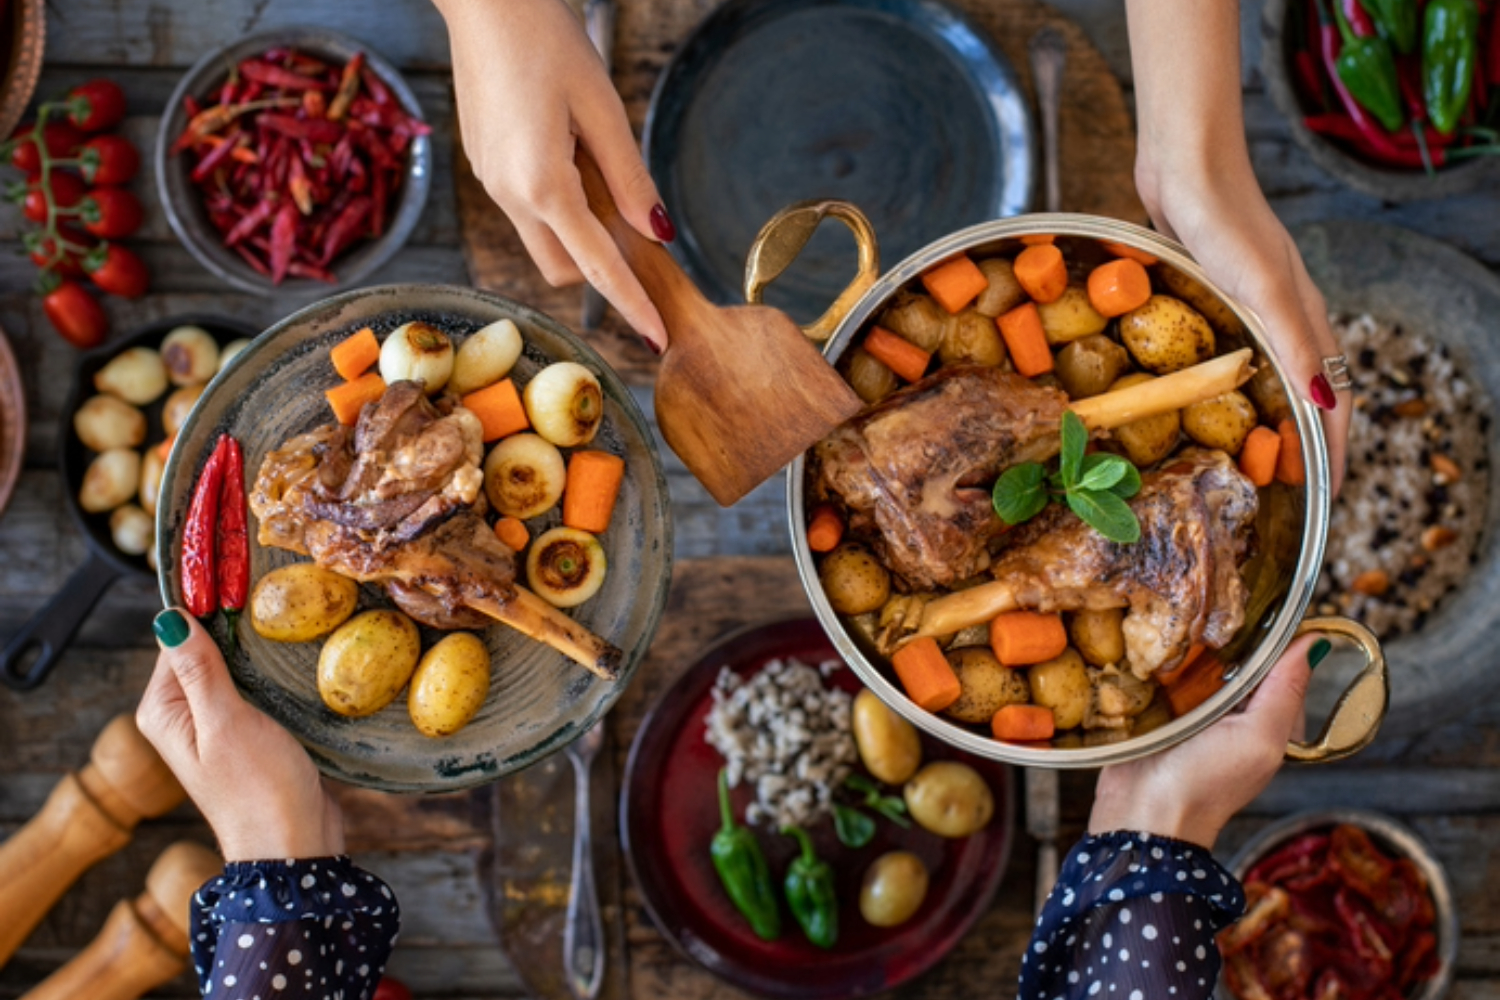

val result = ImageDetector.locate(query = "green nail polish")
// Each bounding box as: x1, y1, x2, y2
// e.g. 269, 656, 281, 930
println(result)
154, 609, 190, 648
1308, 638, 1332, 670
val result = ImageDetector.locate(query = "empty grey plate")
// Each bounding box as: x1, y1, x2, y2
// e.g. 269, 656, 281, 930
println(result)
645, 0, 1034, 322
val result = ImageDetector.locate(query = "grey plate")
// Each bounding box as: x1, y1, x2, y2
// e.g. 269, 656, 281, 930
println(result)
644, 0, 1034, 322
157, 285, 673, 792
1294, 220, 1500, 740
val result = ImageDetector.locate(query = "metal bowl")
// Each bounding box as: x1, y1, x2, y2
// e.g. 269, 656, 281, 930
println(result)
763, 208, 1387, 768
1218, 809, 1457, 1000
156, 285, 673, 791
155, 28, 431, 296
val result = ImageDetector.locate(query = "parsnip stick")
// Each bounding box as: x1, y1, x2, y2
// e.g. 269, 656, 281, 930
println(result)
914, 581, 1020, 639
1069, 348, 1255, 430
466, 587, 624, 681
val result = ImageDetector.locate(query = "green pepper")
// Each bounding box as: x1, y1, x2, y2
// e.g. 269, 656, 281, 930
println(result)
781, 825, 839, 949
1361, 0, 1418, 54
1334, 0, 1407, 131
1422, 0, 1480, 134
710, 769, 781, 940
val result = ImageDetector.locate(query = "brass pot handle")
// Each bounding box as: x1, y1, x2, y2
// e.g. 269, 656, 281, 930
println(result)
1284, 616, 1388, 764
744, 200, 880, 342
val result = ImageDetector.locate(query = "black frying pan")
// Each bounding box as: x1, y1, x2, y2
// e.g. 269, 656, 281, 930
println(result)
0, 314, 259, 690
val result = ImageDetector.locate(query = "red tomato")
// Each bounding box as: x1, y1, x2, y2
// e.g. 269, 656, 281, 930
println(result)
84, 243, 150, 298
79, 187, 144, 239
78, 135, 140, 186
65, 79, 127, 133
371, 978, 412, 1000
21, 171, 87, 223
42, 279, 109, 348
9, 121, 85, 175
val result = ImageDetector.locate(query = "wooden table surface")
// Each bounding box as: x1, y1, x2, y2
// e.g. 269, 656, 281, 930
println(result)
3, 1, 1500, 998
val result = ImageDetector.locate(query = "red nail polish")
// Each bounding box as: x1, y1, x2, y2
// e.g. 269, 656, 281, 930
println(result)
638, 335, 663, 356
1310, 373, 1337, 410
650, 204, 676, 243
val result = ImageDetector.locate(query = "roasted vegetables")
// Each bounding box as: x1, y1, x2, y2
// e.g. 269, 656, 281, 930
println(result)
524, 362, 603, 447
818, 544, 891, 615
449, 318, 522, 396
80, 448, 140, 512
74, 395, 146, 452
526, 527, 607, 608
1119, 295, 1216, 374
317, 609, 422, 717
943, 646, 1031, 724
379, 321, 454, 393
859, 851, 929, 927
408, 632, 492, 738
161, 325, 221, 386
249, 563, 361, 642
852, 688, 922, 784
1027, 648, 1092, 730
94, 347, 167, 405
483, 433, 565, 519
903, 761, 995, 837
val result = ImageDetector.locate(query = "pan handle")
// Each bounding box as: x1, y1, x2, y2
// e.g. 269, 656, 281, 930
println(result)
0, 553, 123, 690
1285, 616, 1388, 764
743, 200, 880, 342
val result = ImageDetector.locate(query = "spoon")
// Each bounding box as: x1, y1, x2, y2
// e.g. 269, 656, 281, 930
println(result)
563, 721, 606, 1000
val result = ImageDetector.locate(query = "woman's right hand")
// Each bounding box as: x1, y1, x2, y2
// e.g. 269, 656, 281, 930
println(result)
435, 0, 671, 352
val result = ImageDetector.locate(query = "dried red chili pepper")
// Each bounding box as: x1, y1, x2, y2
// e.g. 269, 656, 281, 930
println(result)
328, 52, 365, 121
189, 130, 241, 183
224, 198, 274, 246
319, 194, 371, 265
216, 436, 249, 657
360, 65, 392, 106
239, 59, 332, 91
181, 436, 228, 618
1398, 930, 1438, 988
269, 201, 297, 283
256, 113, 343, 143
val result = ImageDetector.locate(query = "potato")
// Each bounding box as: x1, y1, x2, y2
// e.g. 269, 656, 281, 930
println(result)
74, 394, 146, 452
1038, 285, 1109, 345
380, 321, 454, 392
109, 504, 153, 556
94, 348, 168, 405
527, 526, 607, 608
1108, 373, 1180, 467
1095, 670, 1157, 719
1055, 334, 1130, 400
408, 633, 491, 738
161, 326, 220, 386
524, 362, 603, 447
1070, 608, 1126, 667
162, 385, 205, 437
845, 346, 898, 404
138, 448, 165, 517
450, 318, 523, 396
943, 646, 1029, 724
1131, 692, 1174, 736
860, 851, 929, 927
1119, 295, 1215, 374
903, 760, 995, 838
484, 433, 565, 518
317, 610, 421, 717
1182, 389, 1258, 455
852, 688, 922, 784
1158, 266, 1246, 338
879, 293, 947, 351
818, 543, 890, 615
250, 563, 361, 643
1027, 648, 1091, 730
1244, 362, 1293, 426
80, 448, 140, 513
974, 258, 1027, 317
939, 309, 1006, 367
218, 338, 252, 373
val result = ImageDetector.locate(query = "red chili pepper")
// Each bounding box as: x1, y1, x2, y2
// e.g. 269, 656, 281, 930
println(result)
224, 198, 274, 246
1342, 0, 1379, 34
270, 201, 297, 284
238, 59, 333, 91
328, 52, 365, 121
181, 436, 228, 618
1305, 110, 1367, 139
319, 195, 371, 265
256, 112, 344, 143
183, 94, 202, 120
190, 130, 241, 182
215, 436, 249, 657
1313, 0, 1429, 164
360, 65, 393, 106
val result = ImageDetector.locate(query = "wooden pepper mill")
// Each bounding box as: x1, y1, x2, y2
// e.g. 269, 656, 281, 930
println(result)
21, 840, 222, 1000
0, 714, 186, 965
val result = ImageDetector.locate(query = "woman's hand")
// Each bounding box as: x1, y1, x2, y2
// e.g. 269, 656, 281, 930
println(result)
136, 608, 343, 862
435, 0, 671, 352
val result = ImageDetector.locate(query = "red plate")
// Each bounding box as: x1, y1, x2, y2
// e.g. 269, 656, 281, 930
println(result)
622, 617, 1014, 999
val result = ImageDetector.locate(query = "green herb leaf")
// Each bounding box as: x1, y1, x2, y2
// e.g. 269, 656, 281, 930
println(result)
1076, 454, 1128, 492
872, 796, 912, 828
1109, 461, 1142, 499
993, 463, 1049, 526
844, 773, 881, 797
1066, 488, 1141, 544
1059, 411, 1087, 488
833, 804, 876, 848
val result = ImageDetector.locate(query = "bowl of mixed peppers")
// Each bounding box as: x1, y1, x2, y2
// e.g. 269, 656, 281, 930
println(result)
155, 28, 431, 294
1265, 0, 1500, 199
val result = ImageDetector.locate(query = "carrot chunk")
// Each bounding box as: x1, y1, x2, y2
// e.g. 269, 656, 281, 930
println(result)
494, 516, 530, 552
330, 326, 380, 380
1019, 233, 1057, 246
1102, 241, 1159, 266
920, 255, 990, 314
992, 704, 1057, 742
325, 372, 387, 426
1239, 426, 1283, 487
156, 433, 177, 462
563, 450, 626, 534
864, 326, 932, 383
1165, 653, 1227, 717
1153, 643, 1206, 688
1086, 259, 1153, 318
989, 611, 1068, 666
995, 303, 1054, 377
890, 637, 963, 712
1012, 244, 1068, 304
1275, 419, 1305, 485
463, 378, 530, 442
806, 503, 845, 553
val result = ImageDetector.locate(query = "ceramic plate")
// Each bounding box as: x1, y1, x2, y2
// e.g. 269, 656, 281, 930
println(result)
0, 325, 23, 520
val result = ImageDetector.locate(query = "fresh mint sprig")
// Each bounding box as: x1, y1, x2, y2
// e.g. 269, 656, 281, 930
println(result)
992, 411, 1142, 544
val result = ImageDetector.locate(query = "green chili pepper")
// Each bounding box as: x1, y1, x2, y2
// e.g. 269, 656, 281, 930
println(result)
1362, 0, 1418, 54
1334, 0, 1407, 131
781, 825, 839, 949
1422, 0, 1480, 134
710, 769, 781, 940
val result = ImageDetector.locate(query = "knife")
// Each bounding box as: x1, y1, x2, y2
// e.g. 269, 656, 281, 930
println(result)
1025, 768, 1060, 918
580, 0, 616, 331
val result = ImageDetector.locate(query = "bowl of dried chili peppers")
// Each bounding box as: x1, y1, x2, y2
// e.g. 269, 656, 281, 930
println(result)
1263, 0, 1500, 199
1217, 810, 1457, 1000
155, 28, 432, 294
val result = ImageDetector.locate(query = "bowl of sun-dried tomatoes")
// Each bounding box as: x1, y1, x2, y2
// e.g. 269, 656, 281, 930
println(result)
1218, 810, 1456, 1000
155, 28, 432, 295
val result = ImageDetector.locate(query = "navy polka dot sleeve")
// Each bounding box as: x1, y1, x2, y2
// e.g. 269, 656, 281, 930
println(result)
189, 857, 400, 1000
1019, 831, 1246, 1000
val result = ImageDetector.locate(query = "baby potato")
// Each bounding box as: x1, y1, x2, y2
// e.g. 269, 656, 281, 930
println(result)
109, 504, 153, 556
1055, 334, 1130, 400
317, 610, 421, 717
80, 448, 141, 513
450, 318, 524, 396
484, 433, 566, 518
943, 646, 1030, 724
218, 338, 252, 373
819, 543, 890, 615
524, 361, 603, 447
380, 321, 454, 393
162, 384, 205, 437
527, 526, 607, 608
974, 258, 1027, 317
94, 347, 168, 405
1070, 608, 1126, 667
1028, 648, 1091, 730
860, 852, 929, 927
939, 309, 1007, 367
853, 688, 922, 784
1119, 295, 1216, 374
409, 633, 492, 738
845, 346, 899, 404
1182, 389, 1258, 455
1095, 670, 1157, 719
74, 394, 146, 452
903, 760, 995, 838
1108, 373, 1181, 467
138, 448, 165, 517
1038, 285, 1109, 345
161, 326, 220, 386
1158, 266, 1246, 338
251, 563, 361, 643
879, 292, 948, 351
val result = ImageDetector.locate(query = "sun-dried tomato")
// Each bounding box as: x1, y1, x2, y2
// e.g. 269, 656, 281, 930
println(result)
1220, 884, 1291, 955
1335, 888, 1395, 979
1330, 825, 1395, 901
1398, 930, 1439, 989
1247, 831, 1330, 887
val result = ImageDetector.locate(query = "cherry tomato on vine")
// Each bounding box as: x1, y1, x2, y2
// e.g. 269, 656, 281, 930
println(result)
27, 228, 91, 277
8, 121, 84, 176
77, 134, 140, 186
65, 79, 127, 133
371, 979, 412, 1000
21, 171, 86, 223
79, 187, 144, 239
41, 278, 109, 348
84, 243, 150, 299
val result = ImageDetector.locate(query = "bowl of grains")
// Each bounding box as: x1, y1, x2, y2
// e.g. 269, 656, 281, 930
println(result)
1295, 220, 1500, 738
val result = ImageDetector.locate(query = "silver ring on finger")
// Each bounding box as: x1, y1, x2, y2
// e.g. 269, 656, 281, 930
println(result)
1322, 354, 1353, 393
